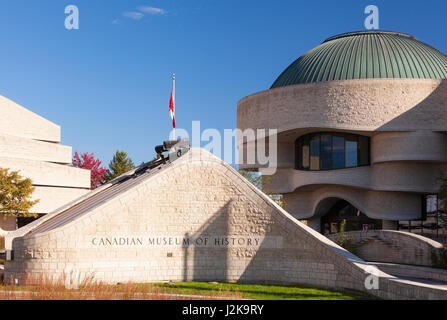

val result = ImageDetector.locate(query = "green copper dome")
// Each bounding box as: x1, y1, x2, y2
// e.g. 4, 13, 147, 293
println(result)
271, 31, 447, 88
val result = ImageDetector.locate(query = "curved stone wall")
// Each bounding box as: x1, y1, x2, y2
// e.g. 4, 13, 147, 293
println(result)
326, 230, 443, 266
283, 185, 422, 220
237, 79, 447, 135
237, 78, 447, 222
266, 158, 446, 221
371, 131, 447, 163
265, 163, 447, 195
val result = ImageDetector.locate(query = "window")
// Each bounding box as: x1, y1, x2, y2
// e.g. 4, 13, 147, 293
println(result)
295, 132, 370, 171
300, 135, 310, 169
345, 138, 358, 168
422, 194, 438, 219
309, 135, 320, 170
320, 134, 332, 170
332, 136, 345, 169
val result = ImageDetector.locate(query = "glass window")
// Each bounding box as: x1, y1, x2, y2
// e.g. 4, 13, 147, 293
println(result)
358, 136, 370, 166
332, 136, 345, 169
345, 138, 358, 167
295, 132, 370, 171
301, 137, 310, 169
309, 135, 320, 170
425, 195, 438, 214
320, 134, 332, 170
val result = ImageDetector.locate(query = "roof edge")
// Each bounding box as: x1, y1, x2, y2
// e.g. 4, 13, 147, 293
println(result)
323, 30, 416, 43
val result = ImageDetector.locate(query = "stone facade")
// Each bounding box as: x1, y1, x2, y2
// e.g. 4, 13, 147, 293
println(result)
5, 149, 447, 299
0, 96, 90, 232
237, 78, 447, 227
327, 230, 443, 267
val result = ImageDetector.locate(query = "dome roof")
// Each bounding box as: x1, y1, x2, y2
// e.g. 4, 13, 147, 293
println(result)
271, 31, 447, 88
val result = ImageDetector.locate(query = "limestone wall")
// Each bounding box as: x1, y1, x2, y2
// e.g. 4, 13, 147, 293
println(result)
236, 79, 447, 223
266, 162, 446, 195
0, 133, 72, 164
237, 79, 447, 135
0, 158, 90, 189
327, 230, 443, 267
283, 185, 423, 221
0, 96, 90, 223
371, 131, 447, 163
0, 95, 60, 143
5, 149, 447, 299
31, 187, 92, 214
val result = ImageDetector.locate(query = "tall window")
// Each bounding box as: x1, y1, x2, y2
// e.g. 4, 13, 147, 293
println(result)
295, 132, 370, 171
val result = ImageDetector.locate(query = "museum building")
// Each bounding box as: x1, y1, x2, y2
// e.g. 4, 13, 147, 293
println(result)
237, 31, 447, 234
0, 96, 91, 232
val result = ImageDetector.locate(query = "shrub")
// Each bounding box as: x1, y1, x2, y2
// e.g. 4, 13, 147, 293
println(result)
337, 220, 357, 255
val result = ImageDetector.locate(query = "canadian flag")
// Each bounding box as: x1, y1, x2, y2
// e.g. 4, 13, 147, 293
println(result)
169, 74, 176, 129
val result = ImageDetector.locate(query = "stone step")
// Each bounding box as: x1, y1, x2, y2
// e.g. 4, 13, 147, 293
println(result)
355, 236, 401, 249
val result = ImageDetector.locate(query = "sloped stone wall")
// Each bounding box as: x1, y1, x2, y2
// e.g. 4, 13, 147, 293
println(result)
5, 150, 447, 299
327, 231, 443, 267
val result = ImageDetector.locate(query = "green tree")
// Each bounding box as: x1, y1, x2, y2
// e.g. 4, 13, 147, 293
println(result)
0, 168, 39, 221
337, 219, 349, 248
104, 150, 135, 182
431, 173, 447, 268
238, 169, 262, 190
237, 168, 286, 209
436, 173, 447, 227
337, 219, 356, 254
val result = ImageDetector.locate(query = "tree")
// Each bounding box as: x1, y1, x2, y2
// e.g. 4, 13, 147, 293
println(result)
430, 173, 447, 269
336, 219, 356, 254
439, 173, 447, 206
72, 152, 107, 189
237, 169, 262, 190
0, 168, 39, 221
104, 150, 135, 182
438, 173, 447, 226
237, 168, 286, 209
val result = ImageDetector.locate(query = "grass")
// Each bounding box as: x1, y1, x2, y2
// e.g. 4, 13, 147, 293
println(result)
151, 282, 371, 300
0, 273, 372, 300
0, 275, 242, 300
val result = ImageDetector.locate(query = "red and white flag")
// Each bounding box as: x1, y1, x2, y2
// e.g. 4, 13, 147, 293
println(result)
169, 73, 176, 129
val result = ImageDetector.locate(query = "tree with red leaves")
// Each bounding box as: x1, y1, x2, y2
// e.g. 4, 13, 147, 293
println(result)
72, 152, 107, 189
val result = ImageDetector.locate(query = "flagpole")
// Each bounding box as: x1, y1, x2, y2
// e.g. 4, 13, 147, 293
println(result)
172, 72, 176, 140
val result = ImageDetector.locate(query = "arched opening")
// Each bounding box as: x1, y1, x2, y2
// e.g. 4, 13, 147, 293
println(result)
318, 198, 382, 235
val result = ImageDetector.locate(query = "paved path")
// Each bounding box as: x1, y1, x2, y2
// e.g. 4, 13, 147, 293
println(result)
394, 277, 447, 289
369, 261, 447, 290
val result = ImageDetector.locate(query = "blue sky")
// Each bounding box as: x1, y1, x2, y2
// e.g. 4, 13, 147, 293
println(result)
0, 0, 446, 167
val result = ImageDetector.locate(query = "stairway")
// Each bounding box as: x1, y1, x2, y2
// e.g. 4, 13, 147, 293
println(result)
355, 234, 401, 249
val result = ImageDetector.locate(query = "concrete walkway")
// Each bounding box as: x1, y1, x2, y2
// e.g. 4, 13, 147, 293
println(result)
369, 261, 447, 290
396, 277, 447, 289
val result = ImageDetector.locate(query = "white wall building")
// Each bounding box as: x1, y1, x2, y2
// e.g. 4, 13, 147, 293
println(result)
0, 95, 91, 232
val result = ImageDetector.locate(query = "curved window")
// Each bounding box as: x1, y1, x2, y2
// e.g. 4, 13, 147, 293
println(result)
296, 132, 370, 171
